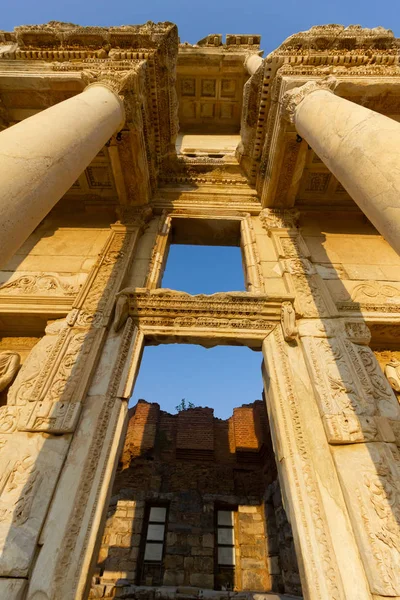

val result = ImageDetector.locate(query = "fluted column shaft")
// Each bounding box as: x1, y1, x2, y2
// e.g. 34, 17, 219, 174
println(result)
0, 84, 125, 267
285, 79, 400, 255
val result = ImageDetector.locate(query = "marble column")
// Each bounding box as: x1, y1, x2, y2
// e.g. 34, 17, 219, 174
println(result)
283, 76, 400, 256
245, 53, 263, 75
0, 83, 125, 267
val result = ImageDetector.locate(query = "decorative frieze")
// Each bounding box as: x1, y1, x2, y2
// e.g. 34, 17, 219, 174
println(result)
113, 288, 287, 348
0, 273, 83, 297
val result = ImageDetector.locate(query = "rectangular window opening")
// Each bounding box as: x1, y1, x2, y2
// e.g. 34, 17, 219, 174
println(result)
161, 218, 246, 294
139, 503, 169, 586
215, 507, 237, 591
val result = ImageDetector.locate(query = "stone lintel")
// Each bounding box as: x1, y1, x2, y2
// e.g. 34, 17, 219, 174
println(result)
113, 288, 293, 348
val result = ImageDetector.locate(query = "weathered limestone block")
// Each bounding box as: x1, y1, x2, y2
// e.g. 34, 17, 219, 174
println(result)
0, 579, 27, 600
0, 431, 70, 577
332, 442, 400, 596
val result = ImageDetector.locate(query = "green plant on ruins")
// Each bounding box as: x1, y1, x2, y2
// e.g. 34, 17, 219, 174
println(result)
175, 398, 195, 412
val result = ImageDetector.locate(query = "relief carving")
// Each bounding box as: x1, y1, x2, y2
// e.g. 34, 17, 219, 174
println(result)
385, 359, 400, 393
281, 301, 298, 342
7, 320, 66, 407
0, 433, 70, 577
303, 331, 400, 444
333, 443, 400, 596
0, 274, 80, 297
344, 321, 371, 345
0, 352, 20, 393
113, 288, 281, 342
259, 208, 299, 232
356, 345, 400, 420
0, 454, 40, 526
302, 336, 371, 419
351, 281, 400, 304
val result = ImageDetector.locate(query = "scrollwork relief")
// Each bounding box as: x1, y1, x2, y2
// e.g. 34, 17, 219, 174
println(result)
0, 274, 81, 297
351, 281, 400, 304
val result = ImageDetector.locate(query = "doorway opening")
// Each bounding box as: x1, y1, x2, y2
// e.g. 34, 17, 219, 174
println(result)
90, 343, 302, 599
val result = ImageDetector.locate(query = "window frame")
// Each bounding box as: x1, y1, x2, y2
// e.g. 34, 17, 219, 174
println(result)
138, 502, 169, 586
214, 505, 238, 590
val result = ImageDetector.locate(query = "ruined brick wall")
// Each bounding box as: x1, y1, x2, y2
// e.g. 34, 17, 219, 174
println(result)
91, 400, 300, 597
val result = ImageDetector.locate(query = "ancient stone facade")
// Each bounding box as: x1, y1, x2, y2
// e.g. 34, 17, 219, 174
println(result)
0, 20, 400, 600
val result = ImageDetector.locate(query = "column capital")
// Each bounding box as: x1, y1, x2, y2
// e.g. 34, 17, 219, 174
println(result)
82, 63, 145, 128
282, 75, 338, 123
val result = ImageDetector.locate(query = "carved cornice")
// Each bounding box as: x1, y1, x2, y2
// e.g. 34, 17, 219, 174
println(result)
240, 24, 400, 188
270, 24, 399, 57
0, 21, 179, 201
113, 288, 292, 348
158, 154, 249, 187
6, 21, 176, 57
281, 76, 338, 123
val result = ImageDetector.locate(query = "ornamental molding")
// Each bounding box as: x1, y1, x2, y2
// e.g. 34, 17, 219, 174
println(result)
113, 288, 292, 348
281, 76, 338, 123
270, 24, 398, 57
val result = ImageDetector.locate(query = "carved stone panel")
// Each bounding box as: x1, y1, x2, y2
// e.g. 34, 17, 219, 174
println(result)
333, 442, 400, 596
301, 328, 400, 445
0, 272, 85, 297
2, 319, 103, 434
0, 431, 70, 577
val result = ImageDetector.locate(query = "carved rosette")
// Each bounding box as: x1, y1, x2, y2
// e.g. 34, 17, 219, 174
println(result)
281, 76, 338, 123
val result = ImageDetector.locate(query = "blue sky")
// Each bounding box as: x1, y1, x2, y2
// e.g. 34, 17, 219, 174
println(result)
134, 246, 264, 418
3, 1, 398, 418
131, 246, 263, 418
